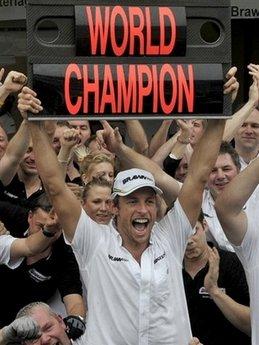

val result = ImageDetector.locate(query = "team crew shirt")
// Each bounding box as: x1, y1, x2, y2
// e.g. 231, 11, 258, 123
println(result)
0, 234, 23, 268
202, 189, 234, 252
183, 247, 250, 345
233, 208, 259, 345
68, 199, 193, 345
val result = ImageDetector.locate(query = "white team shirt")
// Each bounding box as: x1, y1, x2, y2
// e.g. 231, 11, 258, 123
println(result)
233, 208, 259, 345
0, 235, 23, 268
67, 199, 193, 345
202, 189, 234, 252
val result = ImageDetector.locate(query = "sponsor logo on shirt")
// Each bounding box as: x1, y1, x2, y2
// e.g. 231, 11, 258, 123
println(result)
154, 252, 166, 264
28, 268, 52, 282
108, 254, 128, 262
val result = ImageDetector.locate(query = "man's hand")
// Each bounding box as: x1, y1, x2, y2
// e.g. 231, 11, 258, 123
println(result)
189, 337, 203, 345
2, 316, 41, 343
60, 128, 80, 149
1, 71, 27, 94
248, 63, 259, 107
0, 221, 9, 236
0, 68, 4, 83
224, 66, 239, 103
64, 315, 86, 340
176, 119, 192, 144
248, 78, 259, 108
96, 120, 123, 153
18, 86, 43, 120
204, 247, 220, 295
42, 209, 62, 240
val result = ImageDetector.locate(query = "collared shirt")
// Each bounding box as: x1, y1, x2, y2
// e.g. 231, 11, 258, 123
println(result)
68, 199, 193, 345
183, 248, 250, 345
202, 189, 234, 252
0, 234, 23, 268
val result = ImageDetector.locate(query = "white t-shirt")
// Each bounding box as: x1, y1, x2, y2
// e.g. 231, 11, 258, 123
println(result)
0, 235, 23, 268
233, 208, 259, 345
202, 189, 234, 252
67, 199, 193, 345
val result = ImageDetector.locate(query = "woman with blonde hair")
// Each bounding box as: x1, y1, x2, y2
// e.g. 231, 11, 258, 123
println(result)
80, 152, 115, 185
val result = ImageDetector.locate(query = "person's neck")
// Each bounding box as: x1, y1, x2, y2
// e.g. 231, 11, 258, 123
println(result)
184, 247, 209, 279
123, 241, 149, 265
26, 246, 52, 265
18, 169, 41, 197
236, 145, 258, 164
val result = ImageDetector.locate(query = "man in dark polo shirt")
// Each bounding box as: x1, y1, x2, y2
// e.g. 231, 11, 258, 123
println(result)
0, 193, 85, 335
183, 212, 251, 345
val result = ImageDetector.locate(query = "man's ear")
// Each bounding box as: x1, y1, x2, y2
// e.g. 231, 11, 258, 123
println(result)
111, 201, 119, 216
27, 210, 33, 223
202, 219, 209, 231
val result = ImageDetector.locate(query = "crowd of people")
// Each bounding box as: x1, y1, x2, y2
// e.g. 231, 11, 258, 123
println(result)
0, 62, 258, 345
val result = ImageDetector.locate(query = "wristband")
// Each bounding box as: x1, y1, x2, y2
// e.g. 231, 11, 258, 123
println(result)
42, 227, 55, 238
177, 136, 190, 145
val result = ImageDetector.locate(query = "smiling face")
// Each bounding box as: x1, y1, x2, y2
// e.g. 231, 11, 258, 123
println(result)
113, 187, 157, 252
19, 143, 38, 176
208, 153, 239, 199
234, 109, 259, 152
83, 185, 113, 224
24, 307, 71, 345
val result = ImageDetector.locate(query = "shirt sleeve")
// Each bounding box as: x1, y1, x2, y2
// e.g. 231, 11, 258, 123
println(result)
56, 239, 83, 299
64, 208, 107, 269
232, 212, 259, 270
0, 235, 23, 269
155, 199, 194, 262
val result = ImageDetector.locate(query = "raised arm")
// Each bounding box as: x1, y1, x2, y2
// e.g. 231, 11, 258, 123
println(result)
215, 153, 259, 245
97, 120, 181, 205
125, 120, 149, 156
223, 78, 258, 142
18, 87, 82, 243
0, 69, 27, 107
0, 120, 30, 185
204, 247, 250, 335
179, 119, 225, 227
10, 214, 61, 261
152, 120, 192, 167
148, 120, 172, 157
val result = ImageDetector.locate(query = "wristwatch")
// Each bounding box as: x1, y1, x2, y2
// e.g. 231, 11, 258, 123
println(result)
42, 227, 55, 238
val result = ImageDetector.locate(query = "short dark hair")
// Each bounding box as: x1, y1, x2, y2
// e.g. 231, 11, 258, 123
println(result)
28, 193, 52, 213
219, 141, 241, 171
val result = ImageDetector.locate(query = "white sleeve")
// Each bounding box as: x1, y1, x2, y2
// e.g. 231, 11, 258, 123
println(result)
0, 235, 23, 269
233, 212, 259, 270
155, 199, 194, 262
64, 208, 107, 269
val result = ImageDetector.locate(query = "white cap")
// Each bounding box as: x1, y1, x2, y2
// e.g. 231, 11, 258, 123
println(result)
111, 168, 163, 198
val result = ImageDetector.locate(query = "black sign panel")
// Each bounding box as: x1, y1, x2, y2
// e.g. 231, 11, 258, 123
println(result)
26, 0, 231, 120
32, 63, 222, 120
75, 6, 186, 56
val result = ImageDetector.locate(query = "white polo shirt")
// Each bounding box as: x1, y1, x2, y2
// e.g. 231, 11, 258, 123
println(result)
68, 199, 193, 345
0, 235, 23, 268
233, 207, 259, 345
202, 189, 234, 252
